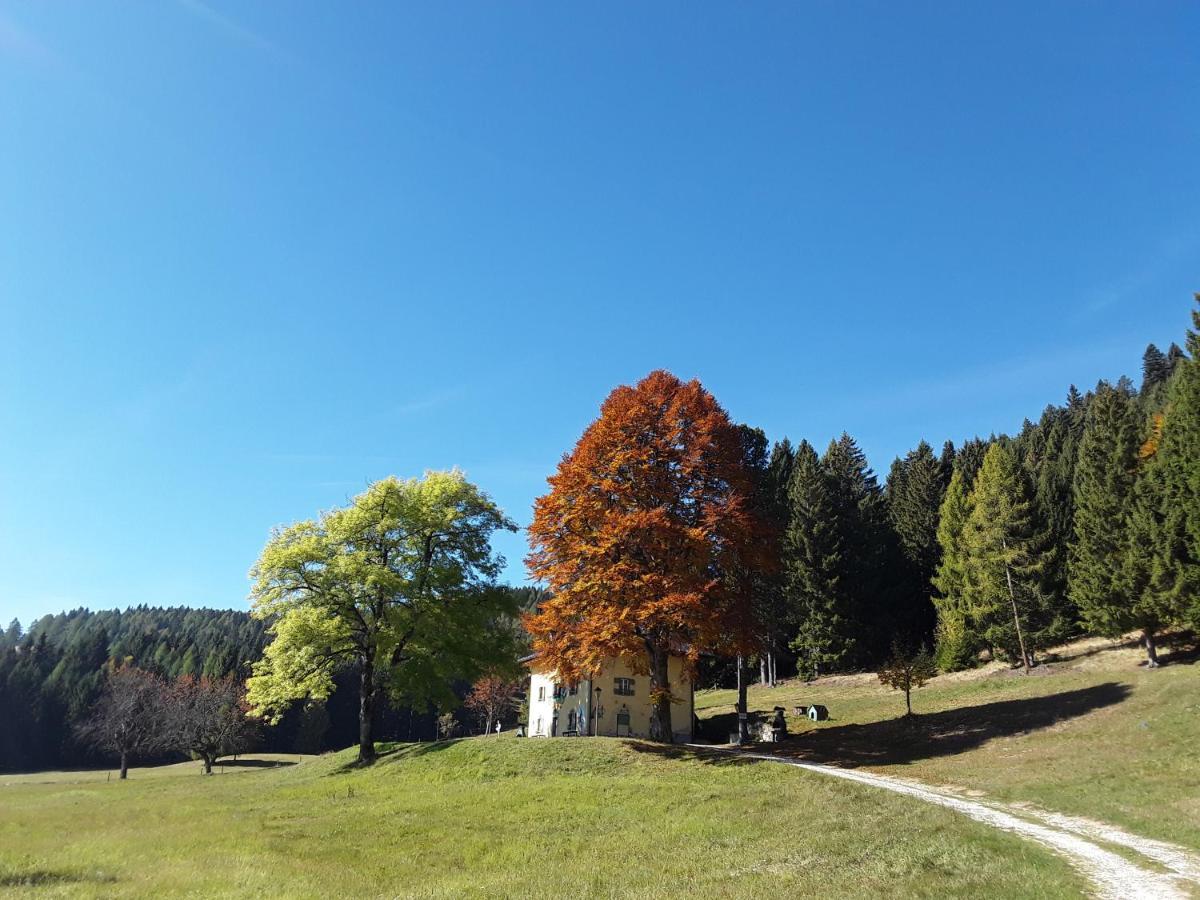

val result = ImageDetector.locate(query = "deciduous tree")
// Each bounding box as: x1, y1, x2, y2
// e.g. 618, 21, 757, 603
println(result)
524, 370, 761, 744
962, 443, 1060, 670
877, 643, 937, 716
464, 674, 521, 735
167, 675, 258, 774
247, 471, 518, 764
76, 665, 167, 779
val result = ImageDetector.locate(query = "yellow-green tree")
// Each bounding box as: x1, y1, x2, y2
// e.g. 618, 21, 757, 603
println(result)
961, 444, 1059, 670
247, 471, 518, 764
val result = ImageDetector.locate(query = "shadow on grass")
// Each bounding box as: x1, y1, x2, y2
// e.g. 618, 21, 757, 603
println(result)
217, 758, 298, 769
327, 739, 461, 775
0, 870, 116, 888
667, 682, 1131, 769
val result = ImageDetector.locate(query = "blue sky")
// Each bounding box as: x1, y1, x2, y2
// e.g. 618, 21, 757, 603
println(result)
1, 3, 1197, 626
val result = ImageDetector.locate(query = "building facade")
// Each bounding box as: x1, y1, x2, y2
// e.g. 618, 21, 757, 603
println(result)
525, 654, 694, 743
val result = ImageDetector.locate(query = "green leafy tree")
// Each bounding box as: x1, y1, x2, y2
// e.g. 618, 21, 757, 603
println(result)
962, 443, 1059, 670
1068, 382, 1162, 661
931, 468, 977, 670
877, 643, 937, 716
246, 471, 519, 764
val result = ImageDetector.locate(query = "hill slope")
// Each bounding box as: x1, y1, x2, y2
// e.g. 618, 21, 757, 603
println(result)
697, 632, 1200, 851
0, 737, 1084, 898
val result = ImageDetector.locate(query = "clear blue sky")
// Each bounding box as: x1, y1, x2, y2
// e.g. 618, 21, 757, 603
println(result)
2, 3, 1197, 626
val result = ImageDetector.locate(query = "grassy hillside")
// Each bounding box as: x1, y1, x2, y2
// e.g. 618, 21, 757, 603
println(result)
697, 633, 1200, 850
0, 736, 1084, 898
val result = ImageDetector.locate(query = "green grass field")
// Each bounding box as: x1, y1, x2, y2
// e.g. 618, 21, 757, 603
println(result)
696, 632, 1200, 851
0, 736, 1085, 898
3, 633, 1191, 899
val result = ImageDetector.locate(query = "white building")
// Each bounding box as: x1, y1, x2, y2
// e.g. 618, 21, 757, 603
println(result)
524, 654, 694, 743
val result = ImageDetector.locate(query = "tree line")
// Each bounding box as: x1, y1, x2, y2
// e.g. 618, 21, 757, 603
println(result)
5, 298, 1196, 760
526, 298, 1200, 746
739, 297, 1199, 680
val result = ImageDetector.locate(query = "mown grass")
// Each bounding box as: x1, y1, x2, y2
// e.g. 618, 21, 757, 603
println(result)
0, 736, 1084, 898
696, 633, 1200, 850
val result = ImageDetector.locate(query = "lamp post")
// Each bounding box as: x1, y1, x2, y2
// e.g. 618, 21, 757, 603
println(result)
593, 687, 602, 737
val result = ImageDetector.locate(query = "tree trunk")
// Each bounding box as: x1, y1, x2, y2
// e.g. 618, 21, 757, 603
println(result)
905, 685, 912, 716
486, 712, 495, 735
1143, 628, 1160, 668
358, 658, 376, 764
647, 644, 673, 743
759, 656, 768, 686
119, 750, 128, 780
769, 651, 777, 688
736, 654, 750, 744
203, 754, 214, 775
1001, 548, 1031, 673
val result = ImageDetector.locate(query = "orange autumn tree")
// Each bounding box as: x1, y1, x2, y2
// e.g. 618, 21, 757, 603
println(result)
525, 370, 761, 743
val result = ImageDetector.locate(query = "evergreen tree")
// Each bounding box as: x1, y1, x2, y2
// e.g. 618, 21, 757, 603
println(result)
931, 469, 977, 670
823, 433, 897, 661
758, 438, 796, 683
888, 441, 949, 587
1153, 298, 1200, 627
785, 441, 853, 674
954, 437, 990, 489
962, 443, 1060, 669
1141, 344, 1172, 397
1068, 383, 1163, 661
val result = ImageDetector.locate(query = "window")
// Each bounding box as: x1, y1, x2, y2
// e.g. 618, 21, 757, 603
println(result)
538, 685, 545, 702
568, 683, 578, 696
614, 677, 635, 696
553, 684, 566, 701
536, 717, 543, 735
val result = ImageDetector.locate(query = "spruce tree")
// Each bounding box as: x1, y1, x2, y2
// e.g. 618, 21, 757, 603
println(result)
784, 441, 853, 675
962, 443, 1059, 669
1068, 382, 1157, 658
1153, 297, 1200, 627
823, 433, 896, 661
888, 441, 949, 584
1141, 344, 1172, 398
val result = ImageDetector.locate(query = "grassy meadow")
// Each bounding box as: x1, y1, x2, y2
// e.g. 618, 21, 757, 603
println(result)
696, 632, 1200, 851
0, 735, 1085, 898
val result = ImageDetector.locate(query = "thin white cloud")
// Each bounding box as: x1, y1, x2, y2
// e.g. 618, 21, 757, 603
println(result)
0, 10, 59, 67
175, 0, 287, 61
1081, 226, 1200, 316
390, 388, 466, 418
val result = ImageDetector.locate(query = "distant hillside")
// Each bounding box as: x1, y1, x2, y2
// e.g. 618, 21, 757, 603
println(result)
0, 606, 269, 772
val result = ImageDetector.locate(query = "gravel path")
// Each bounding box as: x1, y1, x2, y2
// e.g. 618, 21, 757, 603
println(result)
693, 746, 1197, 899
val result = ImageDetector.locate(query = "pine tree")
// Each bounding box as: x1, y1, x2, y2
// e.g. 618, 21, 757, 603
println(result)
954, 437, 990, 490
823, 433, 896, 661
962, 443, 1059, 669
888, 441, 949, 588
1141, 344, 1172, 398
1153, 298, 1200, 627
759, 438, 796, 682
1068, 383, 1159, 659
932, 469, 977, 669
785, 441, 853, 675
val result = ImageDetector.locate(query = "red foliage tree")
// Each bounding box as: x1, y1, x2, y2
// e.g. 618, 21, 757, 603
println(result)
463, 675, 522, 735
524, 370, 762, 742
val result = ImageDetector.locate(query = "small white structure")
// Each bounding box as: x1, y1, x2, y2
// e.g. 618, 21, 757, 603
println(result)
524, 654, 694, 743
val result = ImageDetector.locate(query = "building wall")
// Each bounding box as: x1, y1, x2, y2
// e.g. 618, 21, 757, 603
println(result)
525, 656, 693, 742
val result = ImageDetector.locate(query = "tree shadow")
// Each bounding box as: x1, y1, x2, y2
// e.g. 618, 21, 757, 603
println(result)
0, 870, 117, 888
660, 683, 1131, 769
327, 739, 461, 774
216, 758, 298, 769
